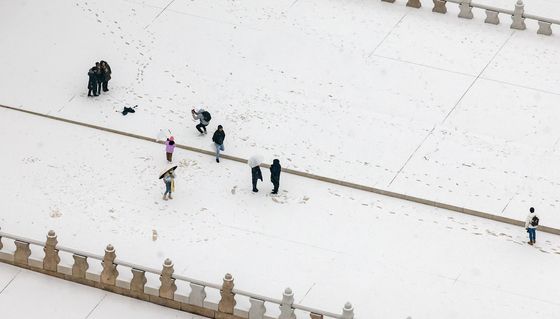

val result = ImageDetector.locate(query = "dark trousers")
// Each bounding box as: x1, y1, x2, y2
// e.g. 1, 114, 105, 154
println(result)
88, 86, 98, 96
252, 178, 259, 191
102, 81, 109, 91
272, 181, 279, 193
96, 81, 102, 94
166, 152, 172, 162
196, 123, 207, 133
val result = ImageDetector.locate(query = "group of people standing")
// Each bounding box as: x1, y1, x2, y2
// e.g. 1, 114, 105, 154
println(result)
161, 108, 282, 198
87, 61, 112, 97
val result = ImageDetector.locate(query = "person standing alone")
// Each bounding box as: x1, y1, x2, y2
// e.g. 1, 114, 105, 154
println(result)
525, 207, 539, 245
212, 125, 225, 163
269, 159, 281, 194
165, 136, 175, 163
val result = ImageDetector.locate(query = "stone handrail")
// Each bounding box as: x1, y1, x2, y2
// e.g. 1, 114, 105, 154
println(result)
383, 0, 558, 36
0, 230, 354, 319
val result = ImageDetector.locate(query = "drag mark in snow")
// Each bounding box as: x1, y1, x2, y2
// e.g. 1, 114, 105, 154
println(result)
84, 293, 107, 319
0, 269, 21, 295
144, 0, 176, 29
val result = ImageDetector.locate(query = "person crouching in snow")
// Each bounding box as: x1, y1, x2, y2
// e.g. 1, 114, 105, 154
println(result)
162, 171, 175, 200
165, 136, 175, 163
212, 125, 225, 163
525, 207, 539, 245
270, 159, 281, 194
191, 108, 211, 134
252, 165, 263, 192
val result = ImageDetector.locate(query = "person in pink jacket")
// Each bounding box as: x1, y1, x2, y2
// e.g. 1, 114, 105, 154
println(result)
165, 136, 176, 163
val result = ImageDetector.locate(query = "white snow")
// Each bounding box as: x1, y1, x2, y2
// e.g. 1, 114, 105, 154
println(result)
1, 0, 560, 318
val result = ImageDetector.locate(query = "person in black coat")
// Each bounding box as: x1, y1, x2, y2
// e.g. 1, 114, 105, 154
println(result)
212, 125, 225, 163
87, 66, 98, 97
270, 159, 281, 194
100, 60, 112, 92
251, 166, 263, 192
94, 62, 103, 94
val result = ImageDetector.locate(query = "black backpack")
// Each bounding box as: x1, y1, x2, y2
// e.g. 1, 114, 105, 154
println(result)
202, 111, 211, 122
531, 216, 539, 227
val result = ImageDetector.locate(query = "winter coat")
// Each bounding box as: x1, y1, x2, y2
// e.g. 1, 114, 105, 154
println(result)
212, 130, 225, 145
87, 69, 96, 89
525, 212, 539, 229
100, 61, 112, 81
252, 166, 263, 182
193, 109, 209, 125
270, 159, 281, 183
165, 140, 175, 153
93, 66, 103, 82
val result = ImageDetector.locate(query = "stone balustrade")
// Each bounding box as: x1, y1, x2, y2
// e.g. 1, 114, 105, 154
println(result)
382, 0, 558, 36
0, 230, 354, 319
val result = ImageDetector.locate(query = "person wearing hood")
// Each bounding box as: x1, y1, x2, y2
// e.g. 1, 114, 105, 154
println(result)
100, 60, 112, 92
251, 165, 263, 193
165, 136, 175, 163
191, 108, 211, 134
212, 125, 225, 163
525, 207, 539, 245
270, 159, 281, 194
87, 66, 99, 97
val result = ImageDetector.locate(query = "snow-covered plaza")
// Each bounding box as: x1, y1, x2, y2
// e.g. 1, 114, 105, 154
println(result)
1, 0, 560, 318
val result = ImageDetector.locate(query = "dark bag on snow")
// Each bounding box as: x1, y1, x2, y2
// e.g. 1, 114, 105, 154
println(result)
119, 105, 137, 116
531, 216, 539, 227
202, 111, 211, 122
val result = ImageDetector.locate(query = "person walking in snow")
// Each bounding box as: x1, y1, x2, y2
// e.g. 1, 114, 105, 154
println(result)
251, 165, 263, 193
162, 170, 175, 200
87, 66, 98, 97
270, 159, 281, 194
94, 62, 103, 94
525, 207, 539, 245
100, 60, 112, 92
191, 108, 211, 134
212, 125, 225, 163
165, 136, 175, 163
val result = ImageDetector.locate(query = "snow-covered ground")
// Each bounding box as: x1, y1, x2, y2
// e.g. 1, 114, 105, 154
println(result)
0, 262, 206, 319
1, 108, 560, 318
2, 0, 560, 318
1, 0, 560, 229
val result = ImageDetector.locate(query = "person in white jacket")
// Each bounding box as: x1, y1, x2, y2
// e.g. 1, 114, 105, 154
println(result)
524, 207, 539, 245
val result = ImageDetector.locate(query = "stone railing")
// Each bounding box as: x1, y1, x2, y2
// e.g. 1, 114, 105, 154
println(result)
0, 230, 354, 319
382, 0, 559, 36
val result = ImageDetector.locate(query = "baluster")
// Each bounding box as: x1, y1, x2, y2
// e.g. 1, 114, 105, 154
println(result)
279, 288, 296, 319
159, 258, 177, 299
43, 230, 60, 272
341, 302, 354, 319
14, 240, 31, 266
130, 268, 147, 294
189, 283, 207, 307
484, 10, 500, 25
432, 0, 447, 14
511, 0, 526, 30
249, 298, 266, 319
218, 273, 236, 314
72, 254, 89, 278
537, 21, 552, 35
100, 244, 118, 285
407, 0, 421, 9
310, 313, 323, 319
458, 0, 473, 19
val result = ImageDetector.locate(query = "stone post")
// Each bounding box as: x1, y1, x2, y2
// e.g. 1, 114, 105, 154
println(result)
43, 230, 60, 272
100, 244, 118, 285
248, 298, 266, 319
130, 268, 147, 294
537, 21, 552, 35
0, 235, 3, 250
407, 0, 421, 8
341, 302, 354, 319
279, 288, 296, 319
458, 0, 473, 19
310, 313, 324, 319
72, 254, 89, 278
218, 273, 236, 314
511, 0, 526, 30
189, 283, 207, 307
14, 240, 31, 266
432, 0, 447, 14
159, 258, 177, 299
485, 10, 500, 25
